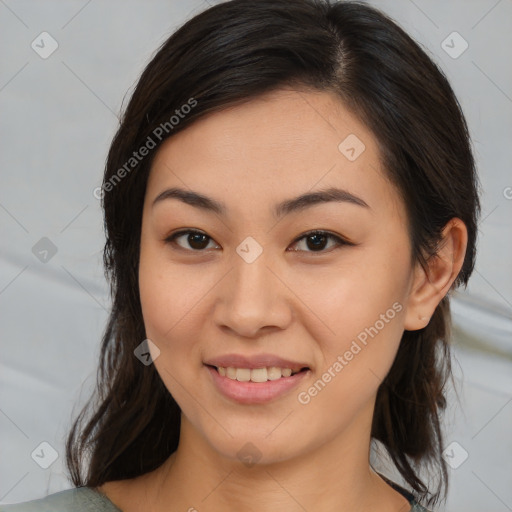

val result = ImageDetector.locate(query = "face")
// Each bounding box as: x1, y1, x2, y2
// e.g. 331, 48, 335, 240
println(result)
138, 88, 418, 465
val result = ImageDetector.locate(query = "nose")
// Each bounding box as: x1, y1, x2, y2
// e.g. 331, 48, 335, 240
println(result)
213, 247, 292, 338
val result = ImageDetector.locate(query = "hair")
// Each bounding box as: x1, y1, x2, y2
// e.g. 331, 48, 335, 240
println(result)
65, 0, 480, 507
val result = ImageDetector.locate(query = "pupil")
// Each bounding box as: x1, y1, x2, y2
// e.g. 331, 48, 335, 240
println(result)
307, 234, 327, 251
189, 233, 208, 249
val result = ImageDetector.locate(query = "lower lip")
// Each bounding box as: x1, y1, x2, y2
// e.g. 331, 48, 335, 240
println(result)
206, 365, 309, 405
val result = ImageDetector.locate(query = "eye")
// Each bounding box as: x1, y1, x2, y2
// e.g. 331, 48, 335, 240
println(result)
288, 230, 353, 253
165, 229, 353, 254
165, 229, 219, 251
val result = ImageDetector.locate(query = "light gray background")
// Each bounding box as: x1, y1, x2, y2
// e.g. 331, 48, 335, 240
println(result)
1, 1, 511, 510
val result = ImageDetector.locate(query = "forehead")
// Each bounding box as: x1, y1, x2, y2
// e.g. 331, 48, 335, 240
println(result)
146, 88, 404, 221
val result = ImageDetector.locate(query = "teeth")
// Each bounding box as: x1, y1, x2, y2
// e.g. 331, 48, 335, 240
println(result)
250, 368, 268, 383
267, 367, 282, 380
236, 368, 251, 382
216, 366, 302, 382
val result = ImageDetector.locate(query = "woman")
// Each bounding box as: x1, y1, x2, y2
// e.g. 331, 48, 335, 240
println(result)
1, 0, 479, 510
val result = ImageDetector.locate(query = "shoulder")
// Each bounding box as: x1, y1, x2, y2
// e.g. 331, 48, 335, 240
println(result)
376, 472, 433, 512
409, 504, 432, 512
409, 503, 433, 512
0, 487, 122, 512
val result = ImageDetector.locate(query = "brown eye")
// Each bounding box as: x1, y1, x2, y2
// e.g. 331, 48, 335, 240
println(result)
288, 230, 353, 253
165, 230, 218, 251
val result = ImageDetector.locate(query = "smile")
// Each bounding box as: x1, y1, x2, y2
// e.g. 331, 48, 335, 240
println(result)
205, 364, 310, 404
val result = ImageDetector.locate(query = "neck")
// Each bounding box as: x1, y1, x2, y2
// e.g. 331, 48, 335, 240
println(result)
142, 410, 409, 512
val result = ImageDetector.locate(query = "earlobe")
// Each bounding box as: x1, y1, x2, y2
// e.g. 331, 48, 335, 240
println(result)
404, 218, 468, 331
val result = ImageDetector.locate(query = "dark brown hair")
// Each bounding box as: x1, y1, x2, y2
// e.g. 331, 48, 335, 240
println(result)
65, 0, 480, 507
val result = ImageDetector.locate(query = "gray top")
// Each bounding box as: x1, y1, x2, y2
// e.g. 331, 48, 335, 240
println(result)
0, 488, 121, 512
0, 485, 430, 511
381, 474, 431, 512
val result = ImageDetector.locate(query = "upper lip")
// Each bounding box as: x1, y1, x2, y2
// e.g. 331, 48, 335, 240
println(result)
204, 353, 310, 372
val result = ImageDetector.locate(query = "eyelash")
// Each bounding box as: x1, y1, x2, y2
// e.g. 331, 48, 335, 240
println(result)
164, 229, 354, 254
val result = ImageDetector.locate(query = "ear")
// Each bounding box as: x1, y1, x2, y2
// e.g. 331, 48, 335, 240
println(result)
404, 218, 468, 331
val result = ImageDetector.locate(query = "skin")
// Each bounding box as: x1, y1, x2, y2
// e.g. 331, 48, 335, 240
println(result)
97, 88, 467, 512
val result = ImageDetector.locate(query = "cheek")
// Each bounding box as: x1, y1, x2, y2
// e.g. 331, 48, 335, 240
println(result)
139, 243, 197, 351
292, 246, 411, 375
293, 264, 408, 432
138, 248, 209, 406
139, 235, 203, 331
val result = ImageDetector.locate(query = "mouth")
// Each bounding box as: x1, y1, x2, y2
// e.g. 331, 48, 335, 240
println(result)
204, 363, 310, 404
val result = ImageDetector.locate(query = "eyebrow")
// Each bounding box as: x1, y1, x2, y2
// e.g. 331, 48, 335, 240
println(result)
152, 186, 369, 217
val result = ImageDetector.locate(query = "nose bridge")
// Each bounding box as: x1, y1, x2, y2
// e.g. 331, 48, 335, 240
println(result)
233, 247, 271, 297
231, 245, 276, 311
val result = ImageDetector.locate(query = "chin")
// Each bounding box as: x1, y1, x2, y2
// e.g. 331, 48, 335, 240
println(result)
194, 420, 313, 468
